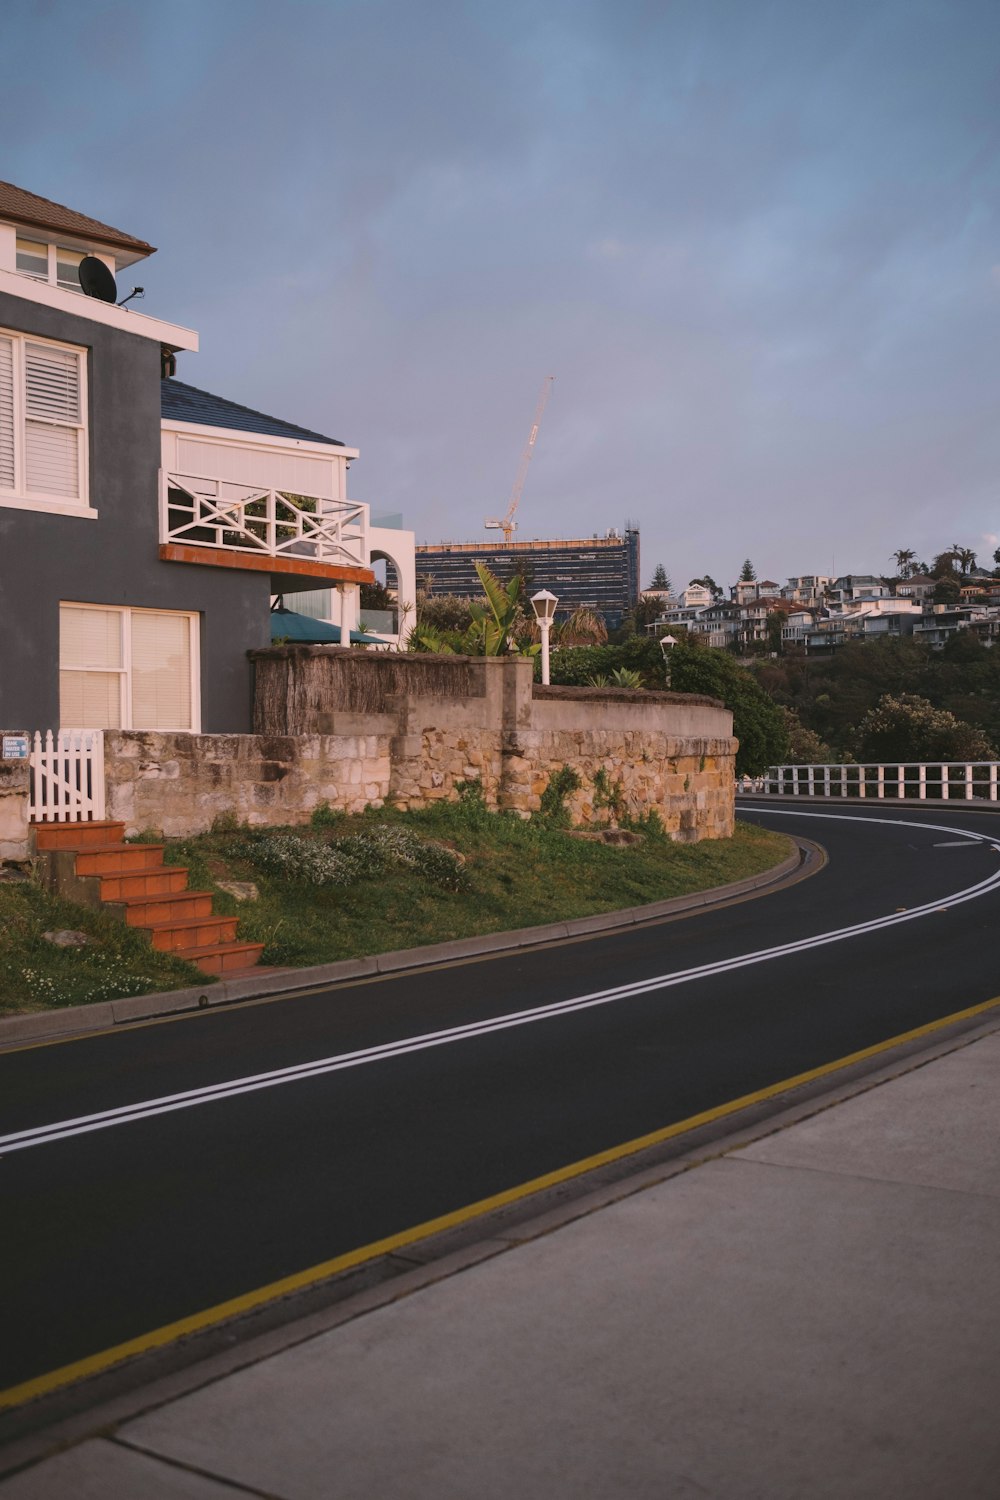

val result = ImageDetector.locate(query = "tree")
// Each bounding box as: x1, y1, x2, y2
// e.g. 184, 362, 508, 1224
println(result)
952, 545, 977, 575
891, 548, 916, 579
554, 607, 608, 647
930, 549, 960, 579
932, 575, 961, 606
689, 575, 723, 601
649, 563, 671, 591
854, 694, 996, 762
668, 644, 789, 775
780, 707, 832, 765
409, 563, 540, 658
739, 559, 757, 582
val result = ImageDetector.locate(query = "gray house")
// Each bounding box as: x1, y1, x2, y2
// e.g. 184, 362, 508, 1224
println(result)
0, 179, 374, 739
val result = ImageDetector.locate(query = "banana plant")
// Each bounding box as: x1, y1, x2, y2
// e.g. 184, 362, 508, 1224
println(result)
408, 562, 540, 657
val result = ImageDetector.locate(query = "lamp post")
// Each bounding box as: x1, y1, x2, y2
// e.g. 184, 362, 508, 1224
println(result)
531, 589, 558, 685
659, 633, 678, 687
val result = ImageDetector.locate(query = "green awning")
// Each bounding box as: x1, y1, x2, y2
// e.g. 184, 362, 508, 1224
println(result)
269, 606, 392, 645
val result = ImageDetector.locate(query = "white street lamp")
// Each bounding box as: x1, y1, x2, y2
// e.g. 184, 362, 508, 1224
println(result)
531, 589, 558, 685
659, 632, 678, 686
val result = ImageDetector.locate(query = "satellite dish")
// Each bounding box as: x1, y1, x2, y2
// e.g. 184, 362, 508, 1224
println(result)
79, 256, 117, 303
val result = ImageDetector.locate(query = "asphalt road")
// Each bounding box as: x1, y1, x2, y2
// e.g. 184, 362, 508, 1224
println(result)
2, 802, 999, 1404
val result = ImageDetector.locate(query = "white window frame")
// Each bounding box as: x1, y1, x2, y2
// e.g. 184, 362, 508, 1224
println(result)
60, 603, 202, 733
15, 239, 89, 292
0, 326, 92, 517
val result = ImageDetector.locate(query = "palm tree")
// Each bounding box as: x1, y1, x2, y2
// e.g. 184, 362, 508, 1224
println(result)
554, 607, 608, 647
953, 546, 977, 575
891, 548, 916, 579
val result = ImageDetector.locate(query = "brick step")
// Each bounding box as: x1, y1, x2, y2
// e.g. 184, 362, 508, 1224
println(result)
118, 890, 215, 927
147, 913, 240, 953
99, 867, 190, 901
74, 844, 167, 876
32, 819, 126, 852
175, 941, 267, 976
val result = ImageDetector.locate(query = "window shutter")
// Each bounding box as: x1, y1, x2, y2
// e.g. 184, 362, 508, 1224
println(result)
60, 606, 123, 670
0, 337, 13, 491
59, 606, 123, 729
131, 612, 193, 730
24, 342, 80, 498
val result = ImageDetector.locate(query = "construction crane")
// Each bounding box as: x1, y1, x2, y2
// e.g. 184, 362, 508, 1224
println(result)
485, 375, 554, 543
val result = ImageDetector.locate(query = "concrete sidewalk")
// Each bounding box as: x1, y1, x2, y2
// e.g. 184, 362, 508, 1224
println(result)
4, 1022, 1000, 1498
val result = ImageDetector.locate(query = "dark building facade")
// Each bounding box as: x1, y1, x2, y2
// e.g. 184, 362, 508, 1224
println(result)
0, 179, 372, 736
415, 529, 640, 628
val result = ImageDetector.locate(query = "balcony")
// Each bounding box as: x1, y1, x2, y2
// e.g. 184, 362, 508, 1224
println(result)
159, 472, 375, 590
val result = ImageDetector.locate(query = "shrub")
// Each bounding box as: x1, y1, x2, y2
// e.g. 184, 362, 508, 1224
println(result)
853, 694, 997, 763
669, 644, 789, 776
231, 825, 469, 891
538, 766, 581, 827
310, 801, 343, 829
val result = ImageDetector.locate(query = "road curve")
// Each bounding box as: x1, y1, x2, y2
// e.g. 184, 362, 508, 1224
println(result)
2, 803, 999, 1406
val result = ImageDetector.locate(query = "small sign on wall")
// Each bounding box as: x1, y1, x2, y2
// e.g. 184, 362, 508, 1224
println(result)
2, 735, 29, 761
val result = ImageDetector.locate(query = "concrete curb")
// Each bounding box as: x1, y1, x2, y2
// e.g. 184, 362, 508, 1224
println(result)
0, 842, 807, 1050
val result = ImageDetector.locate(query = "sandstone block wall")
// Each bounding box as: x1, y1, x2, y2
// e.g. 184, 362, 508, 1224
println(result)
95, 652, 737, 843
104, 721, 392, 837
0, 734, 30, 860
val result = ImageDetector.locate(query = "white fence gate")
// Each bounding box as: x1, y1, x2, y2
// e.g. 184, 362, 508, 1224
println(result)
28, 730, 106, 823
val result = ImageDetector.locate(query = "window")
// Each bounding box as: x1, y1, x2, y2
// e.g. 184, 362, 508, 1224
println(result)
15, 238, 48, 280
59, 605, 200, 732
16, 238, 88, 293
0, 328, 89, 513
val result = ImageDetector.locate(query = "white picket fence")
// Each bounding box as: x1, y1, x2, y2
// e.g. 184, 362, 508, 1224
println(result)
28, 730, 106, 822
739, 762, 1000, 802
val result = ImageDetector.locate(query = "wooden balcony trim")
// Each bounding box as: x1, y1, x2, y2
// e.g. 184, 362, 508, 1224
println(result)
159, 544, 375, 586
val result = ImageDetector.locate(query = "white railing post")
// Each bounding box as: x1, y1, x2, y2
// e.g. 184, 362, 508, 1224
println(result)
919, 764, 926, 800
876, 764, 884, 799
991, 764, 998, 803
965, 763, 974, 801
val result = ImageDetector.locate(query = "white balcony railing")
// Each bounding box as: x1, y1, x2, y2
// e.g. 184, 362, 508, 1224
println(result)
739, 763, 1000, 802
160, 472, 368, 569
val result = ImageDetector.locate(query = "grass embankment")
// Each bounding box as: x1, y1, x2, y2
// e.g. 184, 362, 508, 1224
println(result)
0, 802, 790, 1016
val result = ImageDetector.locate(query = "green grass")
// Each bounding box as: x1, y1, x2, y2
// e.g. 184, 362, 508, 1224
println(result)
0, 881, 212, 1016
0, 809, 790, 1015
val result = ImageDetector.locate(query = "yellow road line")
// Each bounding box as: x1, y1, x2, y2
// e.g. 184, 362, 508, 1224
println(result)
4, 989, 999, 1412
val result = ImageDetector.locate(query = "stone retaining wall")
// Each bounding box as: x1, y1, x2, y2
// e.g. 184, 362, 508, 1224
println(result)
104, 720, 393, 837
86, 653, 739, 843
0, 734, 30, 860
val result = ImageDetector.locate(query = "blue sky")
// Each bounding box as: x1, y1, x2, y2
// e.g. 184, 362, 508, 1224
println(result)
5, 0, 1000, 590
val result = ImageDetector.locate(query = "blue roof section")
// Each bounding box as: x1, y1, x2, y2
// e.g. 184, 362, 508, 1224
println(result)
160, 379, 344, 447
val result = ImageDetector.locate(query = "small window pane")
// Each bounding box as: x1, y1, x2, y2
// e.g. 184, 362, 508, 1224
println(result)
16, 238, 49, 280
56, 248, 83, 291
131, 612, 192, 730
60, 671, 122, 729
60, 607, 123, 670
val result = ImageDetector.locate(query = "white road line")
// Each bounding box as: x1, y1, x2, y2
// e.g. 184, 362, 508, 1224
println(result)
3, 812, 999, 1158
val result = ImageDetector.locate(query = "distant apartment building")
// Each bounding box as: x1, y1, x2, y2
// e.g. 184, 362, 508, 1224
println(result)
414, 528, 640, 628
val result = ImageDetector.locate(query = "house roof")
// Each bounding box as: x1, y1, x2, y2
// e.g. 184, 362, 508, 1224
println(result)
0, 179, 155, 257
160, 379, 344, 447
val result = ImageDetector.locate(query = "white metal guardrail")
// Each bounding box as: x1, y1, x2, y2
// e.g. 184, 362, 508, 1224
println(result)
740, 762, 1000, 802
29, 730, 106, 822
